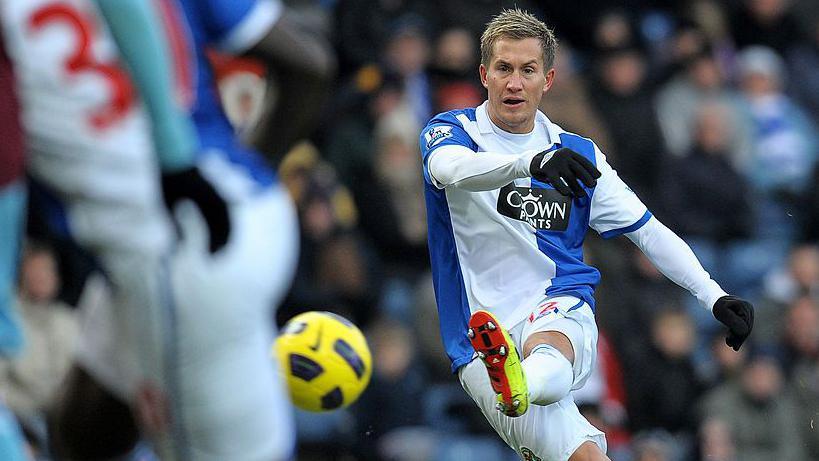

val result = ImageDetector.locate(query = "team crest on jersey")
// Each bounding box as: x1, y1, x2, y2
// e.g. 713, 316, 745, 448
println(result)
497, 183, 572, 230
424, 126, 453, 149
520, 447, 542, 461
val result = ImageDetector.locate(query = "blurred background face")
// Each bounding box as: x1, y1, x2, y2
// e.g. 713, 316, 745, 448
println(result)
480, 37, 551, 133
689, 55, 723, 90
741, 357, 782, 402
695, 103, 732, 153
434, 28, 476, 73
789, 245, 819, 288
370, 320, 413, 380
700, 417, 736, 461
748, 0, 789, 23
785, 297, 819, 354
741, 72, 778, 97
600, 50, 646, 96
385, 30, 430, 77
652, 310, 696, 359
594, 11, 633, 50
712, 334, 747, 373
19, 250, 59, 303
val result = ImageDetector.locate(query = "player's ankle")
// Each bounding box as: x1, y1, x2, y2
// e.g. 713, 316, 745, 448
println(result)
522, 344, 573, 405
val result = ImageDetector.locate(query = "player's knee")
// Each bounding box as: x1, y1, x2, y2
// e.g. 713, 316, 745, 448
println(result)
49, 366, 140, 460
523, 330, 574, 364
568, 441, 610, 461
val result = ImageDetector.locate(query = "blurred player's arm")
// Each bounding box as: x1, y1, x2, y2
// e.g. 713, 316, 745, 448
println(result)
93, 0, 197, 172
93, 0, 230, 253
240, 7, 335, 162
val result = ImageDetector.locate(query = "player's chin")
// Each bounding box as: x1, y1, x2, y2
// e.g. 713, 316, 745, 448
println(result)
500, 111, 532, 130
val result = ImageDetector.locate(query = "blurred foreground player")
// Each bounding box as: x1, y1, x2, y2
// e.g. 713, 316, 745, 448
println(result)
420, 9, 754, 461
0, 30, 31, 461
1, 0, 330, 459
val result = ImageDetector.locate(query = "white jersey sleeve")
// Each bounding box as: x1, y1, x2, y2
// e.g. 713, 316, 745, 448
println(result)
588, 145, 652, 238
625, 217, 728, 310
427, 145, 538, 191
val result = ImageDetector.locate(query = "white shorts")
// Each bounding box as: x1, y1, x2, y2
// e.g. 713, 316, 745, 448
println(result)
76, 184, 298, 461
458, 296, 606, 461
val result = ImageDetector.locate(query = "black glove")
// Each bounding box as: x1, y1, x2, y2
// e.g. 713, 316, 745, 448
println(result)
161, 167, 230, 253
712, 295, 754, 351
530, 147, 602, 198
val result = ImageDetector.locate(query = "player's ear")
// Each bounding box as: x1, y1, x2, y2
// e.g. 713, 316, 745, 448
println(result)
479, 63, 489, 89
543, 68, 555, 94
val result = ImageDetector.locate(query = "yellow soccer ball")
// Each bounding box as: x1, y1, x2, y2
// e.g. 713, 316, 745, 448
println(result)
274, 311, 372, 412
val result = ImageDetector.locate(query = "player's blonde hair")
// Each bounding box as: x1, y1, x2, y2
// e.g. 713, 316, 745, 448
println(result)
480, 8, 557, 71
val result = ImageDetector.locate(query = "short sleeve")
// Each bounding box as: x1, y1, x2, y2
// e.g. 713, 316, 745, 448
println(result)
419, 114, 476, 186
201, 0, 283, 53
589, 146, 652, 238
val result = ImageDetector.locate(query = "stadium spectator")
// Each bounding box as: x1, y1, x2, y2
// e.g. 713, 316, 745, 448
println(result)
429, 27, 483, 113
0, 28, 28, 461
659, 101, 753, 295
700, 349, 805, 461
333, 0, 435, 77
702, 333, 749, 389
589, 45, 666, 208
654, 44, 750, 160
278, 143, 374, 326
0, 242, 77, 448
543, 42, 614, 153
353, 317, 431, 460
791, 348, 819, 460
624, 308, 703, 443
383, 15, 434, 127
698, 417, 737, 461
730, 0, 804, 55
786, 15, 819, 126
779, 297, 819, 377
735, 46, 818, 240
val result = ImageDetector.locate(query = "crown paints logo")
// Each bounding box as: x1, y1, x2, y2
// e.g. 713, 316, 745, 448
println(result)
497, 183, 572, 230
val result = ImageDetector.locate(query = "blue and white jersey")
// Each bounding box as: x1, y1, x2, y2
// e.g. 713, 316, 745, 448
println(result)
421, 101, 652, 372
172, 0, 282, 192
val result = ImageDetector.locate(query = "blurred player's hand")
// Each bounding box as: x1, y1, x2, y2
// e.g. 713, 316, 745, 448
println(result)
712, 295, 754, 351
161, 167, 230, 253
530, 147, 601, 198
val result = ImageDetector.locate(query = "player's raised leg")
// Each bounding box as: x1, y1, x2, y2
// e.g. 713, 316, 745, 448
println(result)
468, 310, 528, 417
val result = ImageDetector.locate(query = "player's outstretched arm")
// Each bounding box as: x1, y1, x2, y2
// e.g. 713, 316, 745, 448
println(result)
625, 217, 754, 350
93, 0, 230, 253
242, 9, 335, 163
93, 0, 197, 172
426, 144, 599, 193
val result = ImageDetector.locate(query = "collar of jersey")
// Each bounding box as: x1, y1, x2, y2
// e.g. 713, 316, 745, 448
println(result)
475, 101, 565, 146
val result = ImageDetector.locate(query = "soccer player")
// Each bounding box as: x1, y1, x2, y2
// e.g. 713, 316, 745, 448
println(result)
0, 31, 32, 461
420, 9, 754, 461
1, 0, 329, 459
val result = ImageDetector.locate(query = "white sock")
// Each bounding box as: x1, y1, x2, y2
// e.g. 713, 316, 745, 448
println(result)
521, 344, 574, 406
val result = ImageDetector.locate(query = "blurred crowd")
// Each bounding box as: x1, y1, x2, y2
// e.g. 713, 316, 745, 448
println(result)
6, 0, 819, 460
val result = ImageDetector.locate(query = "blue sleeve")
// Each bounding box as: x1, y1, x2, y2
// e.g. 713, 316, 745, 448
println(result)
419, 113, 476, 185
200, 0, 255, 40
94, 0, 199, 172
198, 0, 281, 51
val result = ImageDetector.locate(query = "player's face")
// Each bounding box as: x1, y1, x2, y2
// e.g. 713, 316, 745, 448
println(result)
480, 37, 554, 134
